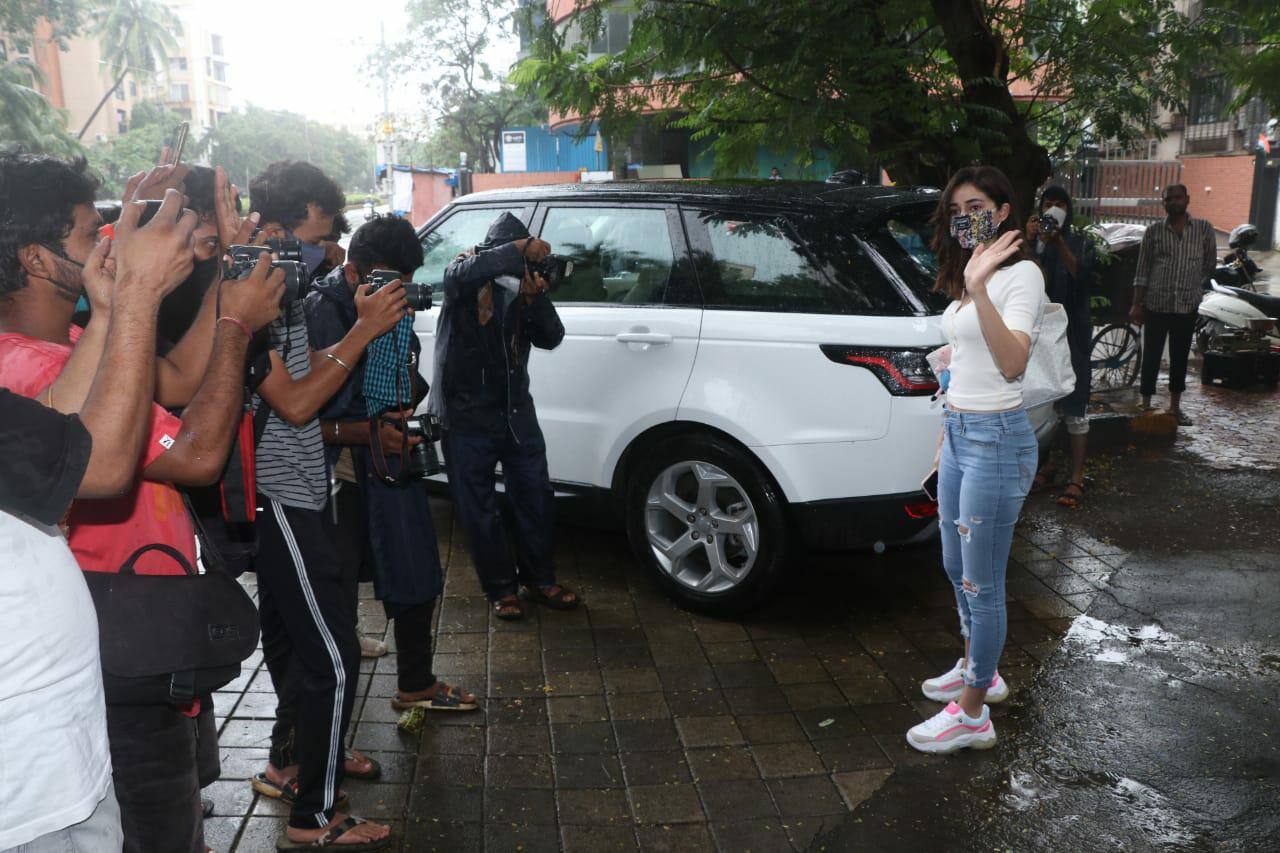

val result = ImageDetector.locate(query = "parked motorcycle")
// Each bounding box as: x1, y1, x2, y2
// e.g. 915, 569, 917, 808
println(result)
1196, 222, 1280, 385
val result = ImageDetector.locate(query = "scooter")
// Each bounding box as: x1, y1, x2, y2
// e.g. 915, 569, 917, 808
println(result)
1196, 223, 1280, 385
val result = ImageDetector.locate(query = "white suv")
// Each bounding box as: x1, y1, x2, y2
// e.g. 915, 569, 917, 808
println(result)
412, 181, 1044, 612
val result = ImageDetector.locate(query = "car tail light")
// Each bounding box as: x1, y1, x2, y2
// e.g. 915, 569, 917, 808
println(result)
820, 345, 939, 396
904, 499, 938, 519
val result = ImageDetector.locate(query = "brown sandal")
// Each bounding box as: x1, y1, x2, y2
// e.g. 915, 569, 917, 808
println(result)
493, 595, 524, 621
521, 584, 580, 610
1057, 481, 1084, 508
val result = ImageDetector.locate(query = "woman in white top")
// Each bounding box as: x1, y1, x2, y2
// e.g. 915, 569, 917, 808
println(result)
907, 166, 1047, 754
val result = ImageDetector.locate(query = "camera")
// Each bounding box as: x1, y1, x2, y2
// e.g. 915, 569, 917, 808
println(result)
403, 415, 442, 478
367, 269, 432, 311
526, 254, 574, 293
226, 238, 309, 304
1037, 213, 1060, 238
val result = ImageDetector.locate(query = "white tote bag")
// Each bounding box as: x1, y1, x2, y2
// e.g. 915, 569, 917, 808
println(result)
1021, 302, 1076, 409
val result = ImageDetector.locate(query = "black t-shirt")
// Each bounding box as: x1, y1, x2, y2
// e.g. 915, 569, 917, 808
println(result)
0, 388, 91, 526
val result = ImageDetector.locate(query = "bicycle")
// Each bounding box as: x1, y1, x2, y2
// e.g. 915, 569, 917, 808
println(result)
1090, 322, 1142, 390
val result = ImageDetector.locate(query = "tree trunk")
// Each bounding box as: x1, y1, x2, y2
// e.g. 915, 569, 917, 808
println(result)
77, 66, 130, 140
928, 0, 1051, 218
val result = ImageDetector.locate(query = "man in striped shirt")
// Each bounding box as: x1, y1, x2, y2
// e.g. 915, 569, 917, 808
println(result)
1130, 183, 1217, 417
247, 161, 408, 851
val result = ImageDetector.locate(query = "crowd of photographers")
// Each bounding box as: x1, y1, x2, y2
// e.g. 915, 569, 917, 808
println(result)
0, 152, 577, 853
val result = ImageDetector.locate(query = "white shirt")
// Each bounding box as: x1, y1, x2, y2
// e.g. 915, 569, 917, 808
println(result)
0, 513, 112, 849
941, 259, 1046, 411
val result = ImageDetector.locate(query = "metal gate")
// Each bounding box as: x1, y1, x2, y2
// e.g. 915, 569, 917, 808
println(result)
1049, 159, 1182, 226
1249, 153, 1279, 251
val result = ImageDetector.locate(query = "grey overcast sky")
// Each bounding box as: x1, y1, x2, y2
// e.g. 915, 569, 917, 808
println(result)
216, 0, 422, 132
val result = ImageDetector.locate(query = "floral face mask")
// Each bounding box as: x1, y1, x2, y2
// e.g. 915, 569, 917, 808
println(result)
949, 209, 999, 250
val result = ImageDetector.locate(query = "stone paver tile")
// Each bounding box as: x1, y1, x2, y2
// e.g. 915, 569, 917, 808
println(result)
657, 665, 719, 691
551, 721, 618, 754
614, 718, 681, 753
218, 719, 275, 748
561, 824, 639, 852
548, 694, 610, 724
482, 822, 560, 853
216, 747, 269, 781
597, 644, 657, 669
795, 707, 867, 741
203, 816, 242, 852
629, 783, 706, 824
666, 688, 729, 717
686, 746, 759, 783
544, 647, 600, 671
701, 642, 760, 665
489, 671, 549, 699
635, 824, 716, 853
554, 753, 626, 789
545, 669, 605, 696
782, 682, 847, 711
485, 787, 556, 824
607, 691, 672, 721
484, 753, 554, 789
783, 815, 846, 851
692, 620, 749, 643
832, 768, 895, 810
708, 818, 794, 853
602, 667, 662, 694
416, 724, 484, 756
352, 722, 418, 754
621, 750, 692, 786
812, 736, 893, 773
851, 702, 923, 735
710, 662, 776, 689
541, 626, 596, 650
202, 779, 254, 817
342, 782, 409, 821
556, 787, 633, 825
487, 723, 551, 755
735, 712, 807, 746
675, 715, 744, 748
837, 674, 909, 705
750, 742, 826, 779
765, 656, 829, 685
229, 816, 286, 852
698, 779, 777, 822
721, 686, 790, 716
487, 696, 548, 725
766, 775, 847, 817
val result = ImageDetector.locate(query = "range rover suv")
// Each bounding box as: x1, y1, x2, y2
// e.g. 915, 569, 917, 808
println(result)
410, 181, 1047, 612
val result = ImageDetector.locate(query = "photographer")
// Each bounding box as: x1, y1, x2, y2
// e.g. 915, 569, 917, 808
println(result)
1026, 185, 1094, 507
246, 165, 405, 849
0, 154, 283, 853
305, 214, 478, 713
0, 162, 195, 853
432, 212, 578, 620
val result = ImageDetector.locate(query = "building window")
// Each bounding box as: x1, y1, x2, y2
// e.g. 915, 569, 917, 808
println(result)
116, 109, 127, 135
589, 11, 631, 54
169, 83, 190, 102
170, 56, 187, 71
0, 40, 8, 61
205, 57, 212, 76
129, 81, 138, 96
211, 34, 224, 56
1188, 76, 1229, 125
213, 61, 227, 82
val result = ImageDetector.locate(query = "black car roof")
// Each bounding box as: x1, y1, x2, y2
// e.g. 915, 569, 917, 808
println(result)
453, 180, 940, 216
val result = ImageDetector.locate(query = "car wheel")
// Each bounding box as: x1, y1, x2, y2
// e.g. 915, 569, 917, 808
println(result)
625, 434, 791, 614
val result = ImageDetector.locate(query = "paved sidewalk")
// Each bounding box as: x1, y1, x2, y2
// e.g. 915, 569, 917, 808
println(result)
202, 499, 1122, 853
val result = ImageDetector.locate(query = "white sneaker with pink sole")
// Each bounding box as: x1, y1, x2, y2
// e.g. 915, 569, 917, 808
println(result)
921, 658, 1009, 703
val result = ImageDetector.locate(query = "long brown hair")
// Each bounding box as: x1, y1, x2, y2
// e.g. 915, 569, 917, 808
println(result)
929, 165, 1027, 301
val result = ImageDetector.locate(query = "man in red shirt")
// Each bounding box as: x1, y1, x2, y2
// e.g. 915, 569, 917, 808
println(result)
0, 153, 283, 853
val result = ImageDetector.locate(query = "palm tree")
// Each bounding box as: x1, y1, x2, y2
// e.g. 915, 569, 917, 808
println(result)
76, 0, 178, 140
0, 59, 82, 155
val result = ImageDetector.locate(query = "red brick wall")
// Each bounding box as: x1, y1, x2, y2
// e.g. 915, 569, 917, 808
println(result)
472, 171, 582, 192
410, 174, 455, 228
1177, 153, 1256, 235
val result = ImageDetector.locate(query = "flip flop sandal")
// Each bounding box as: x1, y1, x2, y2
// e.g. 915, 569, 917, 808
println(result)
521, 584, 580, 611
251, 774, 349, 809
1057, 482, 1085, 508
493, 596, 524, 621
275, 816, 391, 851
391, 682, 479, 712
344, 749, 382, 781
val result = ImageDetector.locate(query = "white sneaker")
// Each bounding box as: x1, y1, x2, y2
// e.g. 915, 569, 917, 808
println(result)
921, 658, 1009, 703
359, 636, 388, 659
906, 702, 997, 754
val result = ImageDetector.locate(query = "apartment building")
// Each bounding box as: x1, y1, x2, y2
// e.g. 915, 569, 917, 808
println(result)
158, 0, 232, 138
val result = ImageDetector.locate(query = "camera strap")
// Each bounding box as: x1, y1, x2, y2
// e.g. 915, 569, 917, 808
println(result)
367, 368, 413, 487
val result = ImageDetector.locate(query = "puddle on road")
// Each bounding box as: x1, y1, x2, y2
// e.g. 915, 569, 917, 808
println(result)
1063, 613, 1272, 680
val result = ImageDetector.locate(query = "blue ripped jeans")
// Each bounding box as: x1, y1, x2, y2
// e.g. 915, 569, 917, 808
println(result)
938, 407, 1037, 690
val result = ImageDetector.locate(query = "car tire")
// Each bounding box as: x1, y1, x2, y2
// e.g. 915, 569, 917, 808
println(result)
624, 433, 791, 614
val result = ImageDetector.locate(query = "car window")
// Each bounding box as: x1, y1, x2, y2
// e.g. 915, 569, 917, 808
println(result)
867, 209, 950, 314
539, 207, 675, 305
415, 207, 522, 288
683, 209, 913, 315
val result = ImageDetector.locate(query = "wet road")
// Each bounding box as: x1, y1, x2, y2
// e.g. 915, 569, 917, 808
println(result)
814, 377, 1280, 851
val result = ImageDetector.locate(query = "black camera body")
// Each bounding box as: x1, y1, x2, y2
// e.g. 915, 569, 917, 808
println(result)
403, 414, 442, 478
1038, 212, 1061, 239
367, 269, 432, 311
226, 238, 309, 305
527, 254, 574, 293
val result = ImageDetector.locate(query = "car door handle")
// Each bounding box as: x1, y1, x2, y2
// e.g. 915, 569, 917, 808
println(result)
615, 331, 673, 345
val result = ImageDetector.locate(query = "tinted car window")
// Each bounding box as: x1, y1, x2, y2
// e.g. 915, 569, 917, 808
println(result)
540, 206, 675, 305
866, 209, 951, 314
683, 209, 913, 315
415, 207, 522, 288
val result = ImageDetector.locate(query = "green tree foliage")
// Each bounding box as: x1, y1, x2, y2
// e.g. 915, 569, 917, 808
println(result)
0, 0, 86, 43
198, 105, 374, 195
516, 0, 1217, 212
1217, 1, 1280, 114
390, 0, 544, 172
0, 60, 82, 156
76, 0, 178, 139
84, 100, 177, 196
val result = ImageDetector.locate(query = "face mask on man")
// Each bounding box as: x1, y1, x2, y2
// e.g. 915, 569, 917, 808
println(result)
298, 241, 327, 278
949, 209, 999, 250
